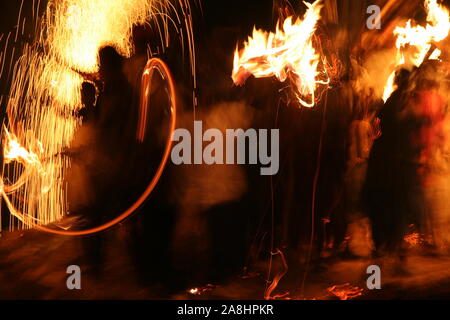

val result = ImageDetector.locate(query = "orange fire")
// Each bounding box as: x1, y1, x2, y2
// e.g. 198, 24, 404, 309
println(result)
232, 0, 329, 108
1, 0, 173, 230
382, 0, 450, 101
3, 127, 42, 168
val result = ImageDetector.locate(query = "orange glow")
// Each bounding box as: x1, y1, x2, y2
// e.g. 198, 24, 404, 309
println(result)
36, 58, 177, 236
404, 233, 426, 247
3, 127, 42, 168
264, 249, 289, 300
187, 284, 217, 296
326, 283, 364, 300
1, 0, 172, 230
383, 0, 450, 101
232, 0, 329, 108
189, 288, 199, 295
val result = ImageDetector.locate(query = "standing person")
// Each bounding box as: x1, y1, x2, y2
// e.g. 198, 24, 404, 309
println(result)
69, 46, 133, 275
343, 92, 381, 257
363, 69, 411, 257
401, 62, 449, 254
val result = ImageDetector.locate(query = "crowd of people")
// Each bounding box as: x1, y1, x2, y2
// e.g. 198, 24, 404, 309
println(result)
342, 60, 450, 260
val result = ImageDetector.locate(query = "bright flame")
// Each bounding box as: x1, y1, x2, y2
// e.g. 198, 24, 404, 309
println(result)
3, 128, 42, 168
382, 0, 450, 101
1, 0, 171, 229
232, 0, 329, 108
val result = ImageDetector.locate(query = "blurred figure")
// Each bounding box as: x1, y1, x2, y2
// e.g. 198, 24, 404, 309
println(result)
404, 62, 450, 254
71, 46, 132, 220
364, 68, 412, 257
67, 46, 133, 275
343, 90, 381, 257
365, 62, 450, 260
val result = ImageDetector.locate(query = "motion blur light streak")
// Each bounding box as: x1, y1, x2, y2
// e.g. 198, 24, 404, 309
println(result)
382, 0, 450, 101
232, 0, 329, 108
264, 249, 289, 300
0, 0, 183, 233
36, 57, 177, 236
326, 283, 364, 300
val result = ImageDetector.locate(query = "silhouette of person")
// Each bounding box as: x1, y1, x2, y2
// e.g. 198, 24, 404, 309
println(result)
363, 68, 412, 256
75, 46, 133, 275
79, 81, 97, 123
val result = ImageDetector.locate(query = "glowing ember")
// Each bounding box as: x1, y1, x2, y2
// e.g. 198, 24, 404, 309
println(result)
187, 284, 217, 296
404, 233, 426, 247
188, 288, 199, 295
382, 0, 450, 101
326, 283, 364, 300
232, 0, 329, 108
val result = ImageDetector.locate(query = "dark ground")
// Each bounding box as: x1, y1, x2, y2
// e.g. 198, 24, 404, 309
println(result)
2, 227, 450, 300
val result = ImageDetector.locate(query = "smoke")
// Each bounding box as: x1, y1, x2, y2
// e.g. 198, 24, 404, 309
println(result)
351, 49, 397, 100
169, 101, 253, 280
171, 101, 253, 211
